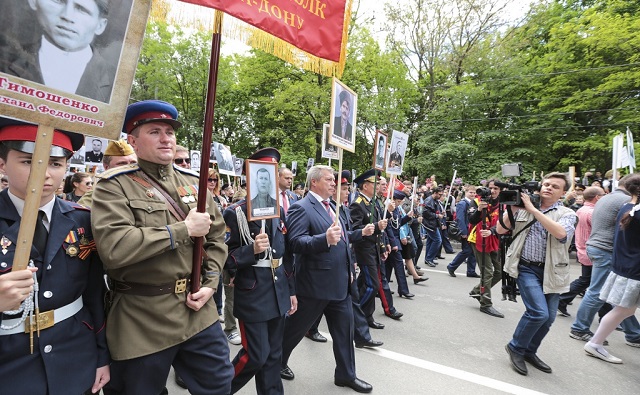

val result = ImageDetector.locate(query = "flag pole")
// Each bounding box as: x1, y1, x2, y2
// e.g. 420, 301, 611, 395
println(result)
192, 10, 224, 293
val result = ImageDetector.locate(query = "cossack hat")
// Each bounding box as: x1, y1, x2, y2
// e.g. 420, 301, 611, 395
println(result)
393, 190, 407, 200
0, 118, 84, 158
104, 140, 134, 156
248, 148, 281, 163
123, 100, 182, 134
353, 169, 381, 187
335, 170, 351, 185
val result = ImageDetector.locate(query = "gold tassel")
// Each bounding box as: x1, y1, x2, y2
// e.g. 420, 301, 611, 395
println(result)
148, 0, 353, 78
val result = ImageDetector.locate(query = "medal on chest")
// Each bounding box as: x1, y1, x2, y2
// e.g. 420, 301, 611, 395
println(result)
178, 185, 198, 203
1, 236, 11, 255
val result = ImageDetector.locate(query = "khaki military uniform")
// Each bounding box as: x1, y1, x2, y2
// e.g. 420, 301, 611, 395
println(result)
91, 159, 227, 360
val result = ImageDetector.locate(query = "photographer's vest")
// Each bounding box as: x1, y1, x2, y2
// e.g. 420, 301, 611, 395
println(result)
504, 205, 577, 294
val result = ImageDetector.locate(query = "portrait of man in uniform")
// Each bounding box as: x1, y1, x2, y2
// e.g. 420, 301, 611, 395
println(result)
328, 77, 357, 153
233, 156, 244, 177
190, 150, 201, 170
321, 123, 338, 160
386, 130, 409, 175
212, 142, 234, 175
0, 0, 133, 103
373, 130, 387, 171
85, 137, 104, 163
247, 160, 279, 221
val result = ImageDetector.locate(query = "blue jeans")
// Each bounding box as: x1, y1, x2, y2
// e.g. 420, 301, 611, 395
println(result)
424, 226, 441, 262
448, 238, 477, 274
509, 264, 559, 356
572, 246, 640, 341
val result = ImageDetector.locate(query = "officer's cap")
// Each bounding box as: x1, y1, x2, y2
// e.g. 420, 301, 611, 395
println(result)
248, 147, 280, 163
353, 169, 380, 187
104, 140, 134, 156
335, 170, 351, 185
393, 190, 407, 200
123, 100, 182, 134
0, 118, 83, 158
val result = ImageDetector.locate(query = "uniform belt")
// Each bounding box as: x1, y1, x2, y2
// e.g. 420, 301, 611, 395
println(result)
0, 296, 83, 336
114, 278, 190, 296
253, 258, 282, 269
520, 258, 545, 267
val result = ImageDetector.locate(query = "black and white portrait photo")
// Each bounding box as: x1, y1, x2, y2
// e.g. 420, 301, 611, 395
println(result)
373, 130, 387, 171
84, 136, 107, 163
306, 158, 315, 172
190, 150, 201, 171
211, 142, 234, 176
386, 130, 409, 175
233, 156, 244, 177
321, 123, 339, 160
328, 77, 357, 153
70, 144, 86, 165
246, 160, 279, 221
0, 0, 134, 103
291, 161, 298, 177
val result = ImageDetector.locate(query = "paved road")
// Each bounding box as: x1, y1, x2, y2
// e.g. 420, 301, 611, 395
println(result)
165, 245, 640, 394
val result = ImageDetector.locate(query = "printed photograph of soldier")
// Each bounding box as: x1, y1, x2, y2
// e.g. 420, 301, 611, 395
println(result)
84, 137, 105, 163
233, 156, 244, 176
322, 123, 338, 159
212, 142, 234, 175
190, 150, 201, 170
329, 79, 357, 152
291, 160, 298, 177
0, 0, 134, 103
386, 131, 409, 175
247, 160, 279, 220
374, 131, 387, 171
306, 158, 314, 171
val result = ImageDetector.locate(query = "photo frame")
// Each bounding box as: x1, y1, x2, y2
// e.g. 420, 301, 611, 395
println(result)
84, 136, 108, 164
246, 160, 280, 221
291, 161, 298, 177
321, 123, 339, 160
211, 142, 235, 176
233, 156, 244, 177
328, 77, 357, 153
0, 0, 150, 140
373, 130, 388, 171
306, 158, 315, 171
386, 130, 409, 175
190, 150, 201, 170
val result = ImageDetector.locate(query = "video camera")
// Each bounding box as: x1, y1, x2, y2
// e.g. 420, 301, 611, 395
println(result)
475, 187, 492, 202
496, 163, 541, 208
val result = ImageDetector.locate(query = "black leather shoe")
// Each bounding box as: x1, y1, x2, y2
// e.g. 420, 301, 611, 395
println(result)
355, 339, 384, 348
448, 268, 457, 277
367, 320, 385, 329
436, 255, 445, 259
467, 272, 480, 278
415, 265, 422, 270
386, 311, 403, 320
399, 293, 414, 299
334, 377, 373, 393
175, 374, 187, 389
305, 331, 328, 343
480, 306, 505, 318
280, 365, 295, 380
505, 345, 528, 376
557, 304, 571, 317
425, 261, 436, 267
414, 277, 428, 284
390, 290, 395, 295
524, 354, 552, 373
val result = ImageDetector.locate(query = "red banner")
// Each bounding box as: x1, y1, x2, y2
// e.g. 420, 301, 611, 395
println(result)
181, 0, 348, 62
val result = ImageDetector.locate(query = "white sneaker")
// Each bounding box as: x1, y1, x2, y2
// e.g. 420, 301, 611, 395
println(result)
227, 331, 242, 346
584, 343, 622, 364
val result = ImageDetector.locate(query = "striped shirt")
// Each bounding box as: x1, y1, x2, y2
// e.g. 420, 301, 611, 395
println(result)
521, 201, 575, 263
574, 202, 595, 266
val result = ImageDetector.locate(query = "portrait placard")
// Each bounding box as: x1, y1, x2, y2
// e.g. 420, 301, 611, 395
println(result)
306, 158, 315, 171
386, 130, 409, 175
84, 136, 108, 164
246, 160, 280, 222
0, 0, 150, 139
211, 142, 234, 176
321, 123, 338, 160
328, 77, 357, 153
233, 156, 244, 177
190, 150, 201, 170
291, 161, 298, 176
373, 130, 388, 171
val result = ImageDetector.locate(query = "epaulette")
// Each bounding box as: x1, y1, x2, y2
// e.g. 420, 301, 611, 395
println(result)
173, 165, 200, 177
355, 196, 363, 204
99, 164, 140, 180
225, 200, 246, 212
69, 201, 91, 211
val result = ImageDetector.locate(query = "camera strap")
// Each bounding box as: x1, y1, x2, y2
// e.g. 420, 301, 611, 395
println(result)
510, 207, 559, 241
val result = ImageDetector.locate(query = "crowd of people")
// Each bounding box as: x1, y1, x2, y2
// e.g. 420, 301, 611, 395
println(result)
1, 99, 639, 394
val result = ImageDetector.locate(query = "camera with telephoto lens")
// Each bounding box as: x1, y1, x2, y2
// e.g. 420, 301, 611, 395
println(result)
475, 187, 492, 202
496, 163, 541, 209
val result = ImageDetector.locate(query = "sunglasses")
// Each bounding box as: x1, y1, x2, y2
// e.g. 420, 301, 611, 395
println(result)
85, 181, 93, 186
207, 178, 219, 182
174, 158, 191, 165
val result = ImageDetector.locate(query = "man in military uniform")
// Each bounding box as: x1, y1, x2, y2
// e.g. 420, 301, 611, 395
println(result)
77, 139, 136, 207
223, 148, 297, 394
0, 120, 109, 394
91, 100, 233, 394
85, 138, 104, 163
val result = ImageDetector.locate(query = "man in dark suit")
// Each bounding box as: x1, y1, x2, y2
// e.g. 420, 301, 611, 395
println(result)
333, 90, 353, 142
1, 0, 116, 102
280, 165, 373, 393
278, 167, 298, 214
224, 148, 296, 394
388, 140, 403, 169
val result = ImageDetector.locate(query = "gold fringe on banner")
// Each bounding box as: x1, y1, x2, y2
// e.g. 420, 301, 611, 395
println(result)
149, 0, 353, 78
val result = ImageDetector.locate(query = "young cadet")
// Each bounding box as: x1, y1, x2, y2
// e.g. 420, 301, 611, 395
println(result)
223, 147, 297, 394
0, 119, 109, 394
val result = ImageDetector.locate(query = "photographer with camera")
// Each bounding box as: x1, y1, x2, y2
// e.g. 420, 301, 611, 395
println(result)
467, 180, 505, 318
497, 172, 577, 376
